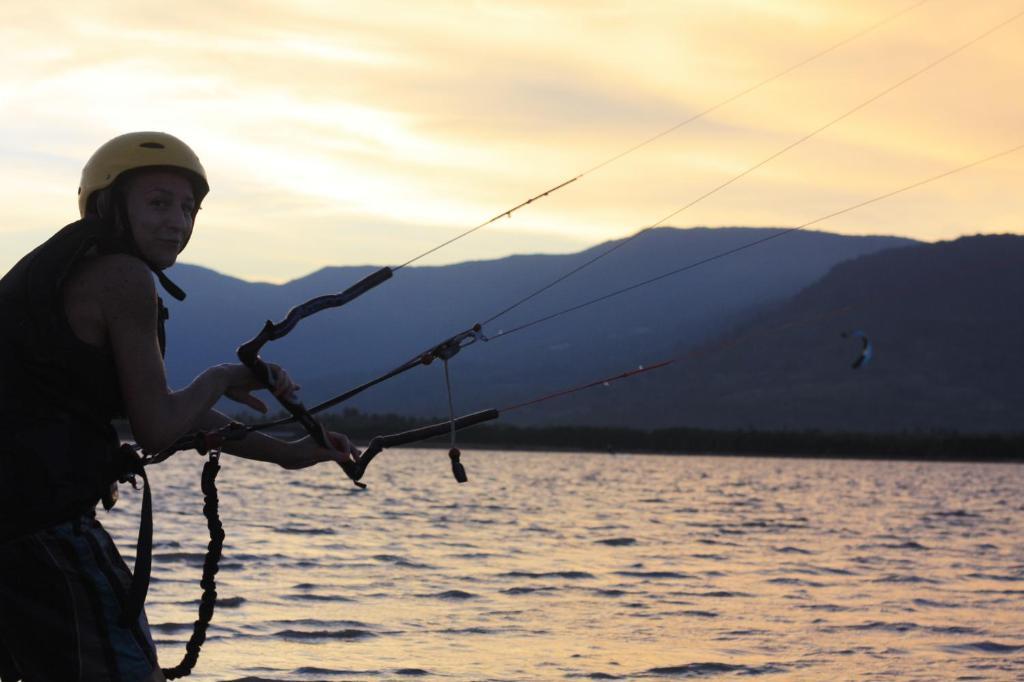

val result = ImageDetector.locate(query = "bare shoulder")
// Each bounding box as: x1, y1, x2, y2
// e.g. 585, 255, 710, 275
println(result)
87, 252, 153, 282
77, 253, 157, 319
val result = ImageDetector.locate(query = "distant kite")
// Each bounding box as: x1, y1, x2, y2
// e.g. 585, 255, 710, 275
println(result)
841, 330, 873, 369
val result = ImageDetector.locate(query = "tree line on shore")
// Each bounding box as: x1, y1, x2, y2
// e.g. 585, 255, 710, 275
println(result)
245, 407, 1024, 462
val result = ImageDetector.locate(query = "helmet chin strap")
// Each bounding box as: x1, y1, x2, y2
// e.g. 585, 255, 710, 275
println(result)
112, 191, 187, 302
154, 267, 186, 302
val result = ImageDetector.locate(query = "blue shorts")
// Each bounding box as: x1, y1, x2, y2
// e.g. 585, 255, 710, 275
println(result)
0, 514, 162, 681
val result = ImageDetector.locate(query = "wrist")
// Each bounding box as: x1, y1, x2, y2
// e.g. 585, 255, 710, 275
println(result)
277, 437, 312, 469
201, 364, 232, 394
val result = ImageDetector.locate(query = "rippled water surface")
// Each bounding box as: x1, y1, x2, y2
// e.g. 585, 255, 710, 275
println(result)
102, 451, 1023, 681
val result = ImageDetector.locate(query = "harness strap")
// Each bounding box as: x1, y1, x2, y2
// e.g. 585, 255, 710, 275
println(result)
116, 445, 152, 628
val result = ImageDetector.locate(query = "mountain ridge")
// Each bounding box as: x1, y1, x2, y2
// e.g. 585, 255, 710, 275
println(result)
159, 226, 962, 431
561, 233, 1023, 433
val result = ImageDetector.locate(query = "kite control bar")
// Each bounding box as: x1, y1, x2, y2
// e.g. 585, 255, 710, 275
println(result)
236, 267, 393, 447
147, 408, 499, 488
161, 263, 494, 487
345, 408, 500, 485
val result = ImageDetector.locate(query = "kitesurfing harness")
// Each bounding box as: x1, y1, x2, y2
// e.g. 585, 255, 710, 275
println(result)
0, 216, 209, 676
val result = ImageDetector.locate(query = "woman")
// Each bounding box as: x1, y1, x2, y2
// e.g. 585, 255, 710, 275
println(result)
0, 132, 355, 681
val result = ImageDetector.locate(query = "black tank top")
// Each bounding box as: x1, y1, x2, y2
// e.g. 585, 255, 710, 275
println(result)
0, 218, 168, 538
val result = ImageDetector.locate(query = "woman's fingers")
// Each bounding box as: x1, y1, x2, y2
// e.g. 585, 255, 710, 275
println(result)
325, 431, 361, 462
244, 394, 268, 413
227, 362, 302, 403
265, 364, 301, 401
327, 431, 351, 456
225, 387, 268, 413
282, 431, 361, 471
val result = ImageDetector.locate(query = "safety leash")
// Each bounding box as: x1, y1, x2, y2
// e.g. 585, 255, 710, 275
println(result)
162, 449, 223, 679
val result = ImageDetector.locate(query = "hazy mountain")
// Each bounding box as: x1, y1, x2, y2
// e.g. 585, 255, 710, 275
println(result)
161, 227, 912, 426
564, 234, 1024, 434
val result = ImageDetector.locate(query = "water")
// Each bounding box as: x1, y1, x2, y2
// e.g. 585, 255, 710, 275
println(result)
102, 451, 1024, 681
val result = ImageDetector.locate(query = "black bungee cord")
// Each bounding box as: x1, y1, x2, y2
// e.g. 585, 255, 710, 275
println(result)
161, 450, 223, 680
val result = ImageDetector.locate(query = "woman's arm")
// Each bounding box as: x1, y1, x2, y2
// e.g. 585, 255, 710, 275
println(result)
196, 409, 359, 470
98, 255, 271, 452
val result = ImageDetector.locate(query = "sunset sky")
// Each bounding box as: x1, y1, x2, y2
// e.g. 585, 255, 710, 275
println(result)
1, 0, 1021, 283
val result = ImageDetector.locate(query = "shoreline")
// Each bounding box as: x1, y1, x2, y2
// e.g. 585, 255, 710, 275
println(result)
348, 439, 1024, 464
116, 416, 1023, 463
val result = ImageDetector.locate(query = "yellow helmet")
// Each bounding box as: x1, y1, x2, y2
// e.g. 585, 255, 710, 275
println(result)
78, 131, 209, 218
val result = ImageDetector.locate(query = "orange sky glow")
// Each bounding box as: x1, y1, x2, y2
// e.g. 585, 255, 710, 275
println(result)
1, 0, 1021, 282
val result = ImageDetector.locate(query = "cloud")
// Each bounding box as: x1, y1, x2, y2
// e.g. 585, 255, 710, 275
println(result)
1, 0, 1020, 281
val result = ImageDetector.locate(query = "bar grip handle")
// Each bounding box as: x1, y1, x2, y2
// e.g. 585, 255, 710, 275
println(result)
347, 408, 500, 484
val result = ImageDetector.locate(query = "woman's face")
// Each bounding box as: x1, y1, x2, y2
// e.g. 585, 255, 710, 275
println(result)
122, 170, 196, 269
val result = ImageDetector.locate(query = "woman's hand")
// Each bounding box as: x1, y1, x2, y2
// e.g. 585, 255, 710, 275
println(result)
217, 363, 301, 413
283, 428, 361, 471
